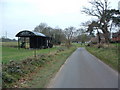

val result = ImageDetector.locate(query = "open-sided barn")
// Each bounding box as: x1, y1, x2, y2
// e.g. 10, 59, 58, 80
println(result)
16, 30, 53, 49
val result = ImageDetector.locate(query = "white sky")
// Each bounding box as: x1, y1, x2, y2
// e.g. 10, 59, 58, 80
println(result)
0, 0, 119, 39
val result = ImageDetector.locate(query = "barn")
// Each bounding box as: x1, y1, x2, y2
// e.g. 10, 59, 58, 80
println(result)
16, 30, 53, 49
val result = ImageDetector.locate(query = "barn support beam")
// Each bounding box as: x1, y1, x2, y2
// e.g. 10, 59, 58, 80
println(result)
24, 37, 26, 49
18, 37, 20, 49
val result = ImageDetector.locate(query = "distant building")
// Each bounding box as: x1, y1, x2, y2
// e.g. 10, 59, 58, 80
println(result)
112, 30, 120, 43
89, 33, 106, 44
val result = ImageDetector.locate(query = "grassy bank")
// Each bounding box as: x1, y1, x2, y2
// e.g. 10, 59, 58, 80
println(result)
16, 46, 76, 88
86, 44, 119, 71
2, 44, 77, 88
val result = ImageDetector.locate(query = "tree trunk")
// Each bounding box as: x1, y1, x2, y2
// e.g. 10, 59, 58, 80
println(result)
65, 40, 71, 48
68, 40, 71, 46
97, 30, 101, 48
103, 31, 110, 44
102, 24, 110, 44
97, 30, 101, 44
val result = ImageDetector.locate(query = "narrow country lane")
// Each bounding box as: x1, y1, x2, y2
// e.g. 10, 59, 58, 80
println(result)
47, 48, 118, 88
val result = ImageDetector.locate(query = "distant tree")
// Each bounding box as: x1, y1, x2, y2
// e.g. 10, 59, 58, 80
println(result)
34, 23, 66, 45
64, 27, 76, 47
1, 37, 17, 42
51, 28, 66, 45
75, 28, 85, 43
42, 26, 53, 36
75, 28, 91, 44
34, 23, 48, 33
76, 28, 85, 36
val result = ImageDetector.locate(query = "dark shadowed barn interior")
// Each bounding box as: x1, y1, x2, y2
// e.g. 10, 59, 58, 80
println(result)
16, 30, 53, 49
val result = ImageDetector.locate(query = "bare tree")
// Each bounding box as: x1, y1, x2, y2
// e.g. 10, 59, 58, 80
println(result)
34, 23, 48, 32
64, 27, 76, 47
76, 28, 91, 44
34, 23, 66, 45
51, 28, 66, 45
82, 0, 111, 43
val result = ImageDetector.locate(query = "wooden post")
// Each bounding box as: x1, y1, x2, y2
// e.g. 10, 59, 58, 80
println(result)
34, 49, 36, 58
24, 37, 26, 49
37, 37, 38, 48
18, 37, 20, 49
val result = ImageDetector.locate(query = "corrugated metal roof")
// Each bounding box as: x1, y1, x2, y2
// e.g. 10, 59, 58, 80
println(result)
32, 31, 46, 37
16, 30, 46, 37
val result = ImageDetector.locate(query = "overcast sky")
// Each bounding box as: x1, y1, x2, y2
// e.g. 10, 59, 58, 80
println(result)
0, 0, 119, 39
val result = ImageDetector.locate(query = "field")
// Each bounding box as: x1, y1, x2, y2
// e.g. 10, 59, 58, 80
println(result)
2, 42, 82, 64
2, 42, 18, 47
2, 42, 63, 64
2, 46, 60, 64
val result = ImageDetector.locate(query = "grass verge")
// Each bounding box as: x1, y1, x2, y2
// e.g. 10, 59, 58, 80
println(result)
19, 46, 76, 88
86, 45, 119, 72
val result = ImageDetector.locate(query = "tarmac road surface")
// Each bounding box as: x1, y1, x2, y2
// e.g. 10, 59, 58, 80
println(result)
47, 48, 118, 88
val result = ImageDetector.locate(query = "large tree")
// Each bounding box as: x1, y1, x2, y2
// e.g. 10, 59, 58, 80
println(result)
87, 21, 102, 44
109, 9, 120, 27
82, 0, 113, 43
